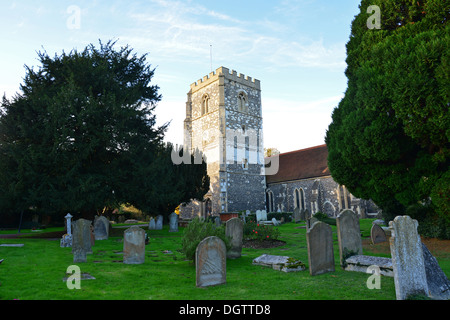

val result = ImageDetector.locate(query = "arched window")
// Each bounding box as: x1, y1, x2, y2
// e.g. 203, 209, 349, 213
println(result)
266, 190, 275, 213
237, 92, 248, 113
294, 189, 300, 209
299, 188, 305, 210
201, 94, 209, 115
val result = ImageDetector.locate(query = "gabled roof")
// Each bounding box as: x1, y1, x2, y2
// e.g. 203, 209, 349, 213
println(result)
265, 144, 330, 184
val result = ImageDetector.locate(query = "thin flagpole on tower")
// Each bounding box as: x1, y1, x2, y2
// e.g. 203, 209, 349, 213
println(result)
210, 44, 212, 72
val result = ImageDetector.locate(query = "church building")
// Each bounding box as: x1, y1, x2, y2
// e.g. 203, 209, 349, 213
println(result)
179, 67, 378, 220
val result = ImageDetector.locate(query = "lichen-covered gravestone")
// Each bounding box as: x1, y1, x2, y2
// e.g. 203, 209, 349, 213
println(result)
306, 221, 335, 276
225, 218, 243, 259
94, 215, 110, 240
196, 236, 226, 287
72, 219, 93, 263
389, 215, 429, 300
336, 209, 362, 266
123, 226, 146, 264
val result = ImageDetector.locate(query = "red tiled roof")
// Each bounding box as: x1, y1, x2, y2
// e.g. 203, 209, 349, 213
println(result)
265, 144, 330, 184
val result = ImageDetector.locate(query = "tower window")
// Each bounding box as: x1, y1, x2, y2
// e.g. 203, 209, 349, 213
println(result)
238, 92, 248, 113
201, 94, 210, 115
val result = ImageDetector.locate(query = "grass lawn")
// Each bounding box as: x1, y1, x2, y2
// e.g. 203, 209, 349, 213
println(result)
0, 219, 448, 300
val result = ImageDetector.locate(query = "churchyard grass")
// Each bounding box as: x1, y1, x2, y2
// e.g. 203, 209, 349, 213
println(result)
1, 219, 448, 300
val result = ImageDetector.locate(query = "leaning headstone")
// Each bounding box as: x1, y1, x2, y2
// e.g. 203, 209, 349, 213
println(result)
60, 213, 73, 248
370, 223, 387, 244
225, 218, 243, 259
421, 242, 450, 300
306, 221, 335, 276
293, 207, 301, 223
155, 215, 163, 230
271, 218, 280, 226
336, 209, 362, 266
72, 219, 92, 263
148, 217, 156, 230
389, 215, 429, 300
123, 226, 146, 265
169, 212, 178, 232
94, 215, 110, 240
196, 236, 226, 288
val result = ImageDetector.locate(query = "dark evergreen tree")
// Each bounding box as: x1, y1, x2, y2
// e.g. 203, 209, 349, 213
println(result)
326, 0, 449, 230
0, 40, 208, 222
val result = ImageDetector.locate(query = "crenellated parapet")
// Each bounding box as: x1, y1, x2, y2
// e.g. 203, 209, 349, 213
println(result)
190, 66, 260, 91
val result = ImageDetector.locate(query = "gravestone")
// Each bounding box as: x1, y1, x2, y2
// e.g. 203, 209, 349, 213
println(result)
60, 213, 73, 247
271, 218, 280, 226
123, 226, 146, 264
256, 210, 262, 222
252, 254, 305, 272
389, 215, 429, 300
336, 209, 362, 266
148, 217, 156, 230
304, 209, 310, 220
94, 215, 110, 240
261, 210, 267, 221
306, 221, 335, 276
155, 215, 163, 230
293, 207, 301, 223
370, 223, 387, 244
306, 217, 318, 231
196, 236, 226, 288
169, 212, 179, 232
72, 219, 92, 263
225, 218, 243, 259
421, 242, 450, 300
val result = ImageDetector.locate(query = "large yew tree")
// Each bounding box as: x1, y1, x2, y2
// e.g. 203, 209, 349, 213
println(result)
0, 41, 208, 222
326, 0, 449, 232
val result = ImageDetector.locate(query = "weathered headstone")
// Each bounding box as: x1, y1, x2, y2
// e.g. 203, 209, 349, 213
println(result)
271, 217, 280, 226
306, 216, 318, 231
252, 254, 305, 272
370, 223, 387, 244
304, 209, 310, 220
155, 215, 163, 230
306, 221, 335, 276
123, 226, 146, 265
421, 242, 450, 300
225, 218, 243, 259
94, 215, 110, 240
389, 215, 429, 300
261, 210, 267, 221
196, 236, 226, 287
72, 219, 92, 263
293, 207, 301, 223
60, 213, 73, 248
336, 209, 362, 266
169, 212, 179, 232
300, 209, 306, 221
148, 217, 156, 230
256, 210, 262, 222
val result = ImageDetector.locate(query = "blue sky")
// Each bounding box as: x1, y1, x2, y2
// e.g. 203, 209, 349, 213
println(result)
0, 0, 362, 153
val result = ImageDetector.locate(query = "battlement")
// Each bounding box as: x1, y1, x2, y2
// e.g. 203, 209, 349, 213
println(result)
190, 66, 260, 90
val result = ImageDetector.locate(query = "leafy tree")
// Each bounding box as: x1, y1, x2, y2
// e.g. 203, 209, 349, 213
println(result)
326, 0, 449, 229
0, 40, 172, 221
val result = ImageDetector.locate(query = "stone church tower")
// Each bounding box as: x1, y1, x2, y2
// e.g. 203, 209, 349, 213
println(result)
181, 67, 267, 218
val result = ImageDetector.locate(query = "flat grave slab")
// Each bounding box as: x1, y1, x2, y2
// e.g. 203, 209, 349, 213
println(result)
344, 255, 393, 277
252, 254, 305, 273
